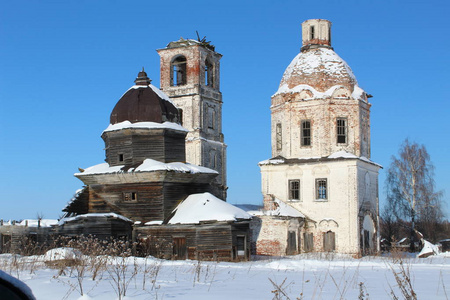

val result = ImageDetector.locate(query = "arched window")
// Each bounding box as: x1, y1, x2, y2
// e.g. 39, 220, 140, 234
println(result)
171, 56, 187, 86
205, 59, 214, 87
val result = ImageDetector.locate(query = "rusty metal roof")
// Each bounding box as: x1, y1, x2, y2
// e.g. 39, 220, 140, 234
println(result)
110, 71, 179, 125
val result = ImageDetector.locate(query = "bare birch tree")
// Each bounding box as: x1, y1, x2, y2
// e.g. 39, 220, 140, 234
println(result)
385, 139, 443, 250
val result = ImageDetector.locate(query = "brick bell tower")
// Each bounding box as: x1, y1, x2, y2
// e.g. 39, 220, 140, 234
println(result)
157, 38, 227, 200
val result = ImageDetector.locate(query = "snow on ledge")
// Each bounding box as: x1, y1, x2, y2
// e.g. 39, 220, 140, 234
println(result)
145, 220, 163, 226
58, 213, 133, 226
103, 120, 188, 134
328, 150, 358, 159
168, 193, 252, 225
259, 158, 285, 165
259, 151, 382, 168
75, 158, 218, 176
273, 83, 367, 102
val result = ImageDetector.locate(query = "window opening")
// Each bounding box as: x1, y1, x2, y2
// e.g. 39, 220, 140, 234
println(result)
337, 118, 347, 144
123, 192, 137, 202
289, 180, 300, 200
118, 154, 124, 162
205, 59, 214, 87
323, 231, 336, 252
328, 26, 331, 44
170, 56, 187, 86
287, 231, 297, 255
316, 178, 328, 200
276, 123, 282, 150
310, 26, 315, 40
236, 236, 246, 256
301, 120, 311, 146
303, 233, 313, 252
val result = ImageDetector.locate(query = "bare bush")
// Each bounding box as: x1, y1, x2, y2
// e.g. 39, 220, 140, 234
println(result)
387, 260, 417, 300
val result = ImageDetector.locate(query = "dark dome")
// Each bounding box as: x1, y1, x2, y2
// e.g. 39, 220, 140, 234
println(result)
110, 70, 179, 125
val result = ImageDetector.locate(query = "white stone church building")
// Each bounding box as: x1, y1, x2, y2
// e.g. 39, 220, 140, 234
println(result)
256, 19, 381, 256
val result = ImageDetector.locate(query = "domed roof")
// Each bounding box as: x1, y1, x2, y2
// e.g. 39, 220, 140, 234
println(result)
277, 47, 357, 94
110, 70, 179, 125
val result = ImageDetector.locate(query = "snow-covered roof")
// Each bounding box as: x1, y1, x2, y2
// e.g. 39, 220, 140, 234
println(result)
62, 187, 86, 212
283, 48, 356, 81
418, 240, 440, 258
103, 120, 188, 134
243, 198, 305, 218
75, 158, 218, 176
17, 219, 58, 228
120, 84, 175, 106
270, 199, 305, 218
168, 193, 252, 225
274, 47, 362, 98
58, 213, 133, 226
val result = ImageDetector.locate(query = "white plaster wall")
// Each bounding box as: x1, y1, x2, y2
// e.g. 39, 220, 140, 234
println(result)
271, 97, 371, 159
261, 159, 369, 254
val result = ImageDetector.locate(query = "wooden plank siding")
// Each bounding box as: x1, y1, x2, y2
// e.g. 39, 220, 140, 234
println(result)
56, 217, 132, 240
134, 221, 251, 261
86, 182, 212, 223
88, 183, 165, 222
103, 128, 186, 166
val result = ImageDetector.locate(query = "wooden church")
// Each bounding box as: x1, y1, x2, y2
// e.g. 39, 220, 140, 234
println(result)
57, 40, 251, 261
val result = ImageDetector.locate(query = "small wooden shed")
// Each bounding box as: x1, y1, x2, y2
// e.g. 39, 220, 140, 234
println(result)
134, 192, 252, 261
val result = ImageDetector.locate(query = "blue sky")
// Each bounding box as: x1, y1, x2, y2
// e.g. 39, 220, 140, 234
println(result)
1, 0, 449, 220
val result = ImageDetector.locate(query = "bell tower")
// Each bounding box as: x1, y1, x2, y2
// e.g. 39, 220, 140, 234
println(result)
157, 38, 227, 200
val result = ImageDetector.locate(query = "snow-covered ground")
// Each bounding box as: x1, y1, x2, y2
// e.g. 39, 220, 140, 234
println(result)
1, 252, 449, 300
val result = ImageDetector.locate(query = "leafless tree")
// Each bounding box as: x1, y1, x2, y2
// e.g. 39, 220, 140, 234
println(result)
385, 139, 444, 249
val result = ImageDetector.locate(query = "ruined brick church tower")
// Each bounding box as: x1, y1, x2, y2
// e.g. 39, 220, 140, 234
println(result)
157, 39, 227, 199
259, 19, 381, 255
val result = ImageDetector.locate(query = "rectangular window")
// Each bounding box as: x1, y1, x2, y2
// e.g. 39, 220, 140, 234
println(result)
310, 26, 315, 40
123, 192, 137, 201
289, 180, 300, 200
337, 118, 347, 144
276, 123, 282, 150
287, 231, 297, 255
301, 120, 311, 146
118, 154, 124, 162
236, 236, 246, 256
316, 178, 328, 200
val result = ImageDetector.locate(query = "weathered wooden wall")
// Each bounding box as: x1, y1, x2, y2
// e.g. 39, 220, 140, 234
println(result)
103, 128, 186, 166
56, 217, 132, 240
85, 182, 212, 223
134, 222, 250, 261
